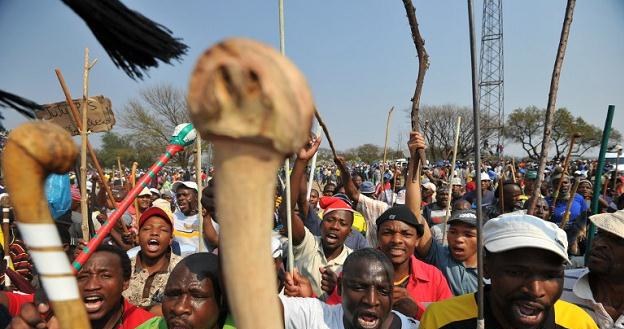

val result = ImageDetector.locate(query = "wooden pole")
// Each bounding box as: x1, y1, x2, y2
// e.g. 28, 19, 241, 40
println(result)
560, 177, 580, 229
442, 116, 461, 242
80, 48, 97, 241
315, 109, 338, 160
306, 125, 322, 201
196, 138, 205, 252
401, 0, 429, 181
54, 69, 117, 211
382, 107, 395, 173
527, 0, 576, 215
550, 132, 581, 210
117, 156, 123, 188
131, 162, 139, 224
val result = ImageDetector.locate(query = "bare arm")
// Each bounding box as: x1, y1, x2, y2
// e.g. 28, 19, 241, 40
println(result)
202, 210, 219, 247
334, 156, 360, 203
405, 132, 433, 257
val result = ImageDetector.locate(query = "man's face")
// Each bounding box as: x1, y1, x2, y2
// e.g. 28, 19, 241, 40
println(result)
553, 177, 570, 194
163, 265, 221, 329
503, 184, 523, 210
151, 193, 160, 203
577, 182, 592, 199
587, 230, 624, 277
176, 187, 198, 215
112, 188, 127, 203
309, 190, 319, 207
321, 210, 353, 251
137, 194, 152, 211
340, 260, 392, 329
524, 180, 536, 196
451, 185, 464, 198
486, 248, 565, 329
139, 216, 173, 259
377, 220, 419, 267
481, 180, 491, 190
77, 252, 128, 321
447, 222, 477, 262
323, 184, 336, 196
353, 175, 363, 189
437, 189, 449, 206
532, 198, 550, 221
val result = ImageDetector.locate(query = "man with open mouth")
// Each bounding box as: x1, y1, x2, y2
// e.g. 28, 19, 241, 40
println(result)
562, 209, 624, 328
124, 206, 181, 315
420, 214, 598, 329
281, 248, 419, 329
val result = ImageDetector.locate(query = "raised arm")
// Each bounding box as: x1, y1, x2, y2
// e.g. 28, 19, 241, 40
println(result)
334, 156, 359, 203
405, 132, 433, 257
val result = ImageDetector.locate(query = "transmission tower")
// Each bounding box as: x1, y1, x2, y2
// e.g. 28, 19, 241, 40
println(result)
478, 0, 504, 157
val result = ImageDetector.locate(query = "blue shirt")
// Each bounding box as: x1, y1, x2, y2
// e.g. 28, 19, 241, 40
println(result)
547, 193, 588, 225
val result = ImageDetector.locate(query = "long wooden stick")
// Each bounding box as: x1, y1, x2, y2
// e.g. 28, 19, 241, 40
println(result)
402, 0, 429, 180
2, 122, 90, 328
527, 0, 576, 215
196, 138, 205, 252
442, 116, 461, 242
54, 69, 117, 211
306, 125, 322, 202
80, 48, 97, 241
117, 156, 123, 188
560, 177, 580, 229
131, 162, 139, 225
382, 107, 395, 172
315, 108, 338, 159
550, 132, 582, 209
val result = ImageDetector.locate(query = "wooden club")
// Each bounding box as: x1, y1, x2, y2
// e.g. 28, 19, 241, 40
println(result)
189, 38, 314, 329
1, 121, 90, 328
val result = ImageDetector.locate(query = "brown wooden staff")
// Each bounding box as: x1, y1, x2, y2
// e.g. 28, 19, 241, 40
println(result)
131, 162, 140, 223
189, 38, 314, 329
560, 177, 580, 229
550, 132, 582, 209
2, 121, 90, 328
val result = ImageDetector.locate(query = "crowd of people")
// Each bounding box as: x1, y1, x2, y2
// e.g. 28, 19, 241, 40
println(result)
0, 130, 622, 328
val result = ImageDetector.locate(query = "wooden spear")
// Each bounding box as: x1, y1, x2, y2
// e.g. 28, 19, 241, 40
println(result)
401, 0, 429, 181
382, 107, 395, 172
2, 122, 90, 328
527, 0, 577, 215
188, 38, 314, 329
131, 162, 140, 223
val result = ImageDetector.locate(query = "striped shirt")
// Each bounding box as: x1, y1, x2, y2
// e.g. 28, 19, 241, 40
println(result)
562, 268, 624, 328
420, 285, 598, 329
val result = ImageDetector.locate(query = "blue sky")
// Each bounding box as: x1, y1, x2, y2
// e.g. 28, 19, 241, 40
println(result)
1, 1, 622, 157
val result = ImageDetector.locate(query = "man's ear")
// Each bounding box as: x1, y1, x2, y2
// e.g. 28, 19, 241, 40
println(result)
123, 279, 130, 291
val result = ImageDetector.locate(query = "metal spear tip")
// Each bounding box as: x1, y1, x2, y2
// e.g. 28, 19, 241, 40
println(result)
170, 123, 197, 147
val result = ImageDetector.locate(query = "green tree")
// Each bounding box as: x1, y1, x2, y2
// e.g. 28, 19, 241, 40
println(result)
97, 132, 155, 168
505, 106, 622, 159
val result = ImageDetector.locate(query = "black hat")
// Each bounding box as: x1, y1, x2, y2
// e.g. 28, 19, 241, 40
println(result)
448, 209, 478, 227
376, 205, 424, 236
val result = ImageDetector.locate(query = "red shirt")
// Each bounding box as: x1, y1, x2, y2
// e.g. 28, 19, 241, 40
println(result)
466, 181, 476, 193
120, 299, 156, 329
325, 255, 452, 319
4, 292, 34, 317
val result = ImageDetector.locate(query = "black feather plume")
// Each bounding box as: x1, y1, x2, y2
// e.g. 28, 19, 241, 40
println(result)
61, 0, 189, 80
0, 89, 41, 120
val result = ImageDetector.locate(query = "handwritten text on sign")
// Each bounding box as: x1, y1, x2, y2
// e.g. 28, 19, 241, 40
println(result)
37, 96, 116, 136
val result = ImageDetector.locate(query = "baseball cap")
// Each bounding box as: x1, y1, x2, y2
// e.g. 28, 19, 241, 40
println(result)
375, 205, 423, 236
319, 196, 354, 216
360, 181, 375, 194
149, 188, 161, 196
138, 187, 152, 197
139, 206, 173, 228
423, 182, 436, 192
451, 177, 462, 186
479, 172, 491, 181
483, 214, 569, 263
589, 209, 624, 240
172, 181, 199, 193
448, 209, 477, 227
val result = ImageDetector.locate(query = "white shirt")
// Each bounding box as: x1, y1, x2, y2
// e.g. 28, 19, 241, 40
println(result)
356, 194, 390, 248
562, 268, 624, 328
280, 296, 419, 329
172, 210, 200, 255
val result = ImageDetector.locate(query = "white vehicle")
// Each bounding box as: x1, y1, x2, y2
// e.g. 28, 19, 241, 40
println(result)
605, 152, 624, 173
394, 158, 408, 167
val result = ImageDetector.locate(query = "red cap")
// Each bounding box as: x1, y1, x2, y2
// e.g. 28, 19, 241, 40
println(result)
139, 207, 173, 228
319, 196, 354, 216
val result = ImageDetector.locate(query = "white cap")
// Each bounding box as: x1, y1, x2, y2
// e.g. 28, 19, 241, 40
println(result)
149, 188, 161, 196
451, 177, 462, 186
590, 209, 624, 240
271, 235, 283, 258
483, 214, 569, 263
172, 181, 199, 193
479, 172, 492, 181
138, 187, 152, 196
395, 189, 406, 205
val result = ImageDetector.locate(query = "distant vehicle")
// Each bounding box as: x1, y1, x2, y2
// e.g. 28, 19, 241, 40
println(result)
605, 152, 624, 172
394, 158, 408, 167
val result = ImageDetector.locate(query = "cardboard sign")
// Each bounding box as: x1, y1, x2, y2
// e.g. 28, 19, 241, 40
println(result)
37, 96, 115, 135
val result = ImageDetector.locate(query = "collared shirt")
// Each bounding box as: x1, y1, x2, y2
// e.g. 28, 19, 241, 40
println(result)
356, 194, 390, 248
562, 268, 624, 328
421, 240, 478, 296
324, 255, 452, 319
420, 285, 598, 329
119, 299, 157, 329
294, 228, 352, 299
123, 251, 182, 308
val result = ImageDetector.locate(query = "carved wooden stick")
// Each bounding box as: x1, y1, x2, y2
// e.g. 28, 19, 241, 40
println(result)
131, 162, 140, 224
550, 132, 582, 210
2, 122, 90, 328
189, 38, 314, 329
